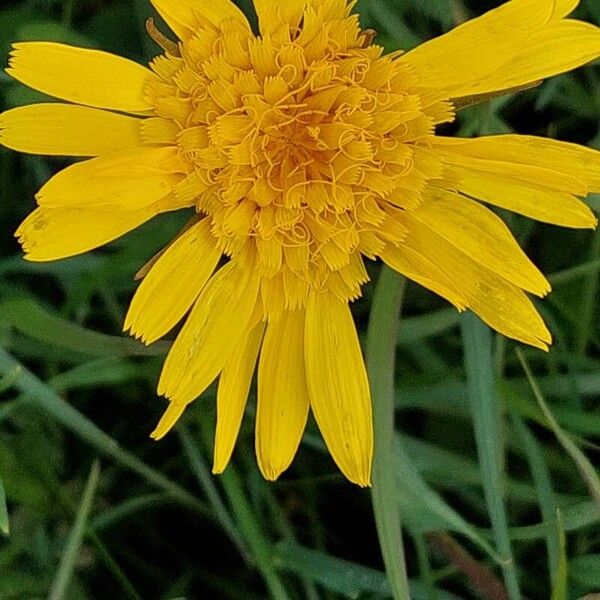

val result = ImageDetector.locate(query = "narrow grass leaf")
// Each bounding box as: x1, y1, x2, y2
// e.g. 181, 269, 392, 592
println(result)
366, 267, 411, 600
549, 259, 600, 286
0, 365, 22, 394
197, 417, 290, 600
2, 297, 169, 357
48, 460, 100, 600
397, 308, 460, 345
177, 424, 250, 564
511, 415, 560, 581
0, 475, 8, 536
91, 493, 172, 532
576, 227, 600, 354
49, 358, 147, 392
274, 541, 461, 600
399, 371, 600, 434
0, 399, 23, 425
413, 533, 435, 598
275, 540, 389, 599
516, 349, 600, 507
404, 434, 544, 505
550, 510, 567, 600
86, 530, 142, 600
0, 348, 208, 516
508, 500, 600, 541
258, 480, 320, 600
461, 313, 521, 599
394, 439, 501, 562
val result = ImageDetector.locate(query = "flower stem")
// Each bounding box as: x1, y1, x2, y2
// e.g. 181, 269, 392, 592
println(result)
366, 266, 409, 600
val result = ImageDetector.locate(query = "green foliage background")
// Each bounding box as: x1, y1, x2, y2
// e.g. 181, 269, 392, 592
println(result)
0, 0, 600, 598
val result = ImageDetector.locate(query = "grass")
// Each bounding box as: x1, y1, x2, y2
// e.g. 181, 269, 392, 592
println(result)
366, 268, 409, 599
0, 0, 599, 598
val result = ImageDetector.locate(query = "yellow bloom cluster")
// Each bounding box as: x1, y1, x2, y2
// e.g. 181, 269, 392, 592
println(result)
1, 0, 599, 485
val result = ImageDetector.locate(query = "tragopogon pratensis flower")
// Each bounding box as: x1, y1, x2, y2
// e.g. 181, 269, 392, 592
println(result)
2, 0, 600, 485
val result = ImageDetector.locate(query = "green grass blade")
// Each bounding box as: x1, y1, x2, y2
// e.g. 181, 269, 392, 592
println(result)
87, 530, 142, 600
302, 421, 502, 559
549, 258, 600, 286
403, 434, 546, 505
399, 373, 600, 438
516, 349, 600, 507
274, 541, 461, 600
508, 500, 600, 541
197, 418, 290, 600
0, 348, 208, 516
366, 267, 411, 600
48, 460, 101, 600
91, 493, 171, 532
177, 424, 250, 564
0, 474, 8, 536
511, 415, 560, 582
397, 308, 460, 345
576, 227, 600, 354
461, 313, 521, 599
50, 357, 146, 393
550, 510, 567, 600
0, 364, 22, 394
413, 533, 435, 598
503, 384, 600, 438
393, 439, 501, 562
1, 297, 169, 357
275, 540, 389, 599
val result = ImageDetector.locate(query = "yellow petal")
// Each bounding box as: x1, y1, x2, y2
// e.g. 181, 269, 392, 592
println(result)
552, 0, 579, 18
401, 0, 554, 91
151, 402, 187, 441
433, 135, 600, 192
156, 262, 260, 418
305, 292, 372, 487
0, 104, 142, 157
7, 42, 155, 113
400, 0, 600, 99
36, 148, 182, 211
16, 206, 157, 262
124, 219, 221, 345
430, 135, 599, 228
473, 20, 600, 96
213, 321, 265, 474
150, 0, 249, 40
444, 166, 596, 229
411, 190, 551, 297
381, 244, 466, 310
400, 213, 552, 350
256, 310, 310, 481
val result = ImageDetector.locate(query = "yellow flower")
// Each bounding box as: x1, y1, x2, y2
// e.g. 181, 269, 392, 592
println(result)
1, 0, 600, 486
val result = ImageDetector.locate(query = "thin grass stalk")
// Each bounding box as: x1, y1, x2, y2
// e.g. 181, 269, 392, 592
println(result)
366, 266, 410, 600
461, 313, 521, 599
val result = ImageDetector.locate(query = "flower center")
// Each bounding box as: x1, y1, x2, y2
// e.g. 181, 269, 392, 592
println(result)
145, 7, 453, 313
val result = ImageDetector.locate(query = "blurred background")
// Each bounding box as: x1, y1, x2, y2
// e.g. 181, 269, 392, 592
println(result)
0, 0, 600, 598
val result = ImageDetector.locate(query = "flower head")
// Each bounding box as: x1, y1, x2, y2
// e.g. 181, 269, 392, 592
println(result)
2, 0, 600, 485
